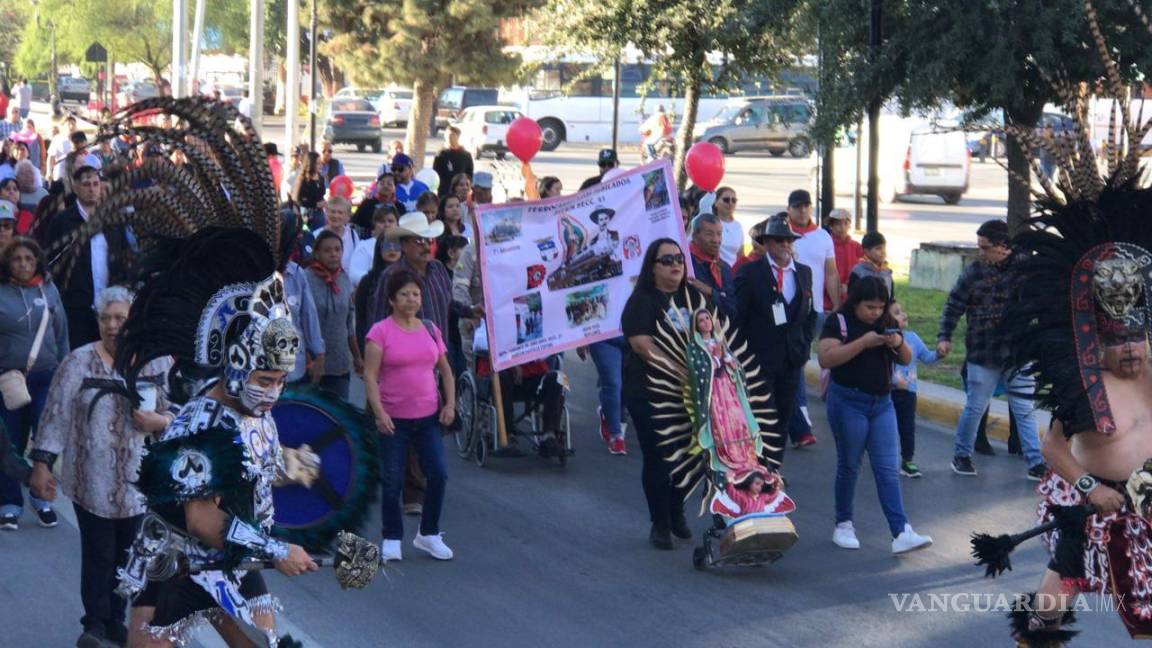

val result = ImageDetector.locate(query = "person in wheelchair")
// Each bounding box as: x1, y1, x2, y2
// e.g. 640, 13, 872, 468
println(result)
497, 356, 566, 457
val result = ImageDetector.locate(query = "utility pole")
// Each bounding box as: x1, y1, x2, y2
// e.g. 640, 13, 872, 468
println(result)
48, 21, 57, 114
307, 0, 318, 150
285, 0, 301, 154
172, 0, 187, 97
817, 20, 834, 223
248, 0, 265, 134
610, 57, 621, 152
865, 0, 882, 233
189, 0, 206, 96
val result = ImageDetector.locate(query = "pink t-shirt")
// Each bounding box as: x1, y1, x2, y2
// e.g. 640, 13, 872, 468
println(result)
366, 317, 446, 420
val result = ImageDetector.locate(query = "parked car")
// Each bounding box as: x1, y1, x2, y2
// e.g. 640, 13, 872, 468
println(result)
335, 86, 413, 127
811, 114, 971, 205
57, 76, 91, 103
435, 87, 500, 133
453, 106, 525, 159
323, 97, 383, 152
693, 96, 813, 157
116, 80, 160, 108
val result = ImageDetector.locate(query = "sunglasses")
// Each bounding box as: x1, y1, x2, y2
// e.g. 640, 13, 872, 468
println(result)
720, 197, 737, 204
402, 236, 432, 246
656, 253, 685, 266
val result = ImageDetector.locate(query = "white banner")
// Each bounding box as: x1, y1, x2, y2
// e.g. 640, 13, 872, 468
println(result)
476, 160, 691, 370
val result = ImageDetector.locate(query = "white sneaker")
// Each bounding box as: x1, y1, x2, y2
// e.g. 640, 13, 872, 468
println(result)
892, 524, 933, 554
832, 521, 860, 549
413, 533, 454, 560
380, 539, 402, 562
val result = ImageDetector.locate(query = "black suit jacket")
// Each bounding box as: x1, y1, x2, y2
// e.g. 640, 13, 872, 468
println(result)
733, 257, 817, 374
45, 204, 131, 319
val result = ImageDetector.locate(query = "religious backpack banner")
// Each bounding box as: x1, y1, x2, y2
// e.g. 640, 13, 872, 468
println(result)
475, 159, 691, 370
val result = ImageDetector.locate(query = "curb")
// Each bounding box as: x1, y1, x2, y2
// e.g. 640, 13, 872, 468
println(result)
803, 362, 1043, 442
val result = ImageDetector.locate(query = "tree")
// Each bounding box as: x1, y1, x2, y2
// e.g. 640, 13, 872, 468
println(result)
812, 0, 1152, 233
321, 0, 541, 167
543, 0, 805, 189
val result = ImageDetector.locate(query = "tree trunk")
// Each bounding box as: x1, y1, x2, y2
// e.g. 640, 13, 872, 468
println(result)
407, 80, 438, 169
674, 74, 701, 192
1004, 103, 1043, 235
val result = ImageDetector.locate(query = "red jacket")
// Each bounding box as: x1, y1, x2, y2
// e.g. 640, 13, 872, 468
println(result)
828, 236, 864, 310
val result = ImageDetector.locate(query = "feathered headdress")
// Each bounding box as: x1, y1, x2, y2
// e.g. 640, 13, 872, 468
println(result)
54, 97, 296, 403
1003, 0, 1152, 435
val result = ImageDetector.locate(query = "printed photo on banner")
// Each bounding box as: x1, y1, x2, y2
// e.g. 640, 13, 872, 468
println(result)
476, 159, 690, 370
565, 284, 610, 327
549, 207, 623, 290
513, 293, 543, 344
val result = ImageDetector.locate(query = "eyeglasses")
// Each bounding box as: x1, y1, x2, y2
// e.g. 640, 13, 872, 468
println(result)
655, 253, 685, 266
720, 197, 737, 204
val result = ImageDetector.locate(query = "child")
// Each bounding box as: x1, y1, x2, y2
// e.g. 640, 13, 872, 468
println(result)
849, 231, 894, 297
889, 300, 939, 478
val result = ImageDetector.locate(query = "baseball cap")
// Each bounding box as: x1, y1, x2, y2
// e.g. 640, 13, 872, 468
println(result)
391, 153, 414, 170
826, 209, 851, 221
598, 148, 619, 167
473, 171, 493, 189
787, 189, 812, 207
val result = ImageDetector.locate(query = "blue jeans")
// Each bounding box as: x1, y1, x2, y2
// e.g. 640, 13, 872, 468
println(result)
589, 337, 626, 439
379, 415, 447, 540
0, 368, 54, 516
826, 382, 908, 537
789, 311, 826, 441
953, 363, 1042, 466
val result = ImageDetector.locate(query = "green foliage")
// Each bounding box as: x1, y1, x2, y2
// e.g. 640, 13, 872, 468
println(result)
321, 0, 538, 90
893, 279, 965, 390
542, 0, 806, 188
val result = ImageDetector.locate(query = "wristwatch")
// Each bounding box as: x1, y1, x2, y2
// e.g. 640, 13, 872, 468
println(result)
1074, 474, 1099, 496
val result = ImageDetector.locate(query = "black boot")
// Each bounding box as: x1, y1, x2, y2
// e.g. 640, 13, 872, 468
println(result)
670, 509, 692, 540
1008, 593, 1078, 647
649, 524, 674, 550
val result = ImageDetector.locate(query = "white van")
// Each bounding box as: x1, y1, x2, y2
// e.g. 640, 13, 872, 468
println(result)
812, 114, 971, 204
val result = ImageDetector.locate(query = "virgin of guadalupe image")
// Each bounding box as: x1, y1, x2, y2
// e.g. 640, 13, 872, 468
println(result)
647, 297, 798, 569
549, 208, 623, 290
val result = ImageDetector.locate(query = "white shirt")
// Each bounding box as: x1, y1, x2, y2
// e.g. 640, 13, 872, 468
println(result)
719, 219, 744, 267
790, 223, 834, 313
768, 256, 798, 303
238, 98, 254, 119
78, 203, 108, 308
15, 85, 31, 109
47, 135, 73, 181
348, 236, 376, 285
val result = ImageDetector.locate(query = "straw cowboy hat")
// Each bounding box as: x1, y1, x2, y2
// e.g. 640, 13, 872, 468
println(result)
385, 211, 446, 241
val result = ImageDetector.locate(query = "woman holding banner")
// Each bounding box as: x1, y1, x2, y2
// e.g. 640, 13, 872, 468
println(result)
621, 238, 705, 550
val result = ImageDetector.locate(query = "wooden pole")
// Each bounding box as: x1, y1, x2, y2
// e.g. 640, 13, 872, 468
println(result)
489, 369, 509, 448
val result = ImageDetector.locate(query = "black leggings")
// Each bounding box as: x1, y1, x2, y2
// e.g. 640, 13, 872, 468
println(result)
626, 396, 686, 531
891, 389, 917, 462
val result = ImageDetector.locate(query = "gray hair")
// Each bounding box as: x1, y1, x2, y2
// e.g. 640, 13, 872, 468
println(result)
690, 212, 721, 236
96, 285, 135, 314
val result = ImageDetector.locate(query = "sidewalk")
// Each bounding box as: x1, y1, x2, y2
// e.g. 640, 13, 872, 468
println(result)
802, 359, 1050, 442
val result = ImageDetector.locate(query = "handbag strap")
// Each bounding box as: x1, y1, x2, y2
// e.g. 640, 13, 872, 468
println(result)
25, 286, 50, 373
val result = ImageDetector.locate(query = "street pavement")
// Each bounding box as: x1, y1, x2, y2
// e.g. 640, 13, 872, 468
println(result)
1, 356, 1134, 646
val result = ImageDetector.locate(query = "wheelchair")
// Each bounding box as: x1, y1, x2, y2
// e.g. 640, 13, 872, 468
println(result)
453, 351, 572, 467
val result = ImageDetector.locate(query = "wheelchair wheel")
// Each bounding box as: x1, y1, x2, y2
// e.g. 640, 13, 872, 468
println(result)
474, 426, 488, 467
455, 372, 477, 457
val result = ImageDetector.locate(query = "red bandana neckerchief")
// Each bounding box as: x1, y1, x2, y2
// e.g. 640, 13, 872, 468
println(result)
790, 220, 820, 235
689, 242, 723, 287
309, 261, 344, 295
10, 274, 43, 288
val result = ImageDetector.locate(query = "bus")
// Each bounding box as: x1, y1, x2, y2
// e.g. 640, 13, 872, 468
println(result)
502, 47, 816, 151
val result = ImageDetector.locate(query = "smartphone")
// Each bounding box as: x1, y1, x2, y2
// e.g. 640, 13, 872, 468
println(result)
883, 328, 901, 335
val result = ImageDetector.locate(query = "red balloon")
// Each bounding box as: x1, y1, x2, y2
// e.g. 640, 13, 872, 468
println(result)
684, 142, 726, 192
328, 175, 355, 199
507, 117, 543, 162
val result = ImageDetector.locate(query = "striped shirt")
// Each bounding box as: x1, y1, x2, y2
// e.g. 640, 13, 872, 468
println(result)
369, 257, 469, 335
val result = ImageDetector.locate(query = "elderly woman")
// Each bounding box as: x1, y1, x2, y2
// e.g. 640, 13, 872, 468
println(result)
306, 230, 363, 399
0, 237, 68, 531
29, 285, 174, 648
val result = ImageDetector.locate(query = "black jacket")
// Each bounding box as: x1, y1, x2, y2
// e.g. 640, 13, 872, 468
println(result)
733, 257, 816, 374
45, 205, 132, 315
432, 148, 474, 197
